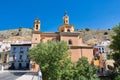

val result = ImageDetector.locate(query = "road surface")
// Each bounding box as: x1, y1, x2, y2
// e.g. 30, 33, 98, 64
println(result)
0, 71, 26, 80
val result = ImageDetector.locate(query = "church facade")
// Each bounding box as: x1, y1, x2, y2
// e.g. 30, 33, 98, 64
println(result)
32, 13, 93, 63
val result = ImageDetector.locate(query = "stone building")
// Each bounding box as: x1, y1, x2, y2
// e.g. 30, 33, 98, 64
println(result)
32, 13, 93, 63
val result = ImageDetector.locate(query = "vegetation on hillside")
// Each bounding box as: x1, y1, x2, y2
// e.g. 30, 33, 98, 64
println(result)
0, 27, 114, 45
0, 28, 32, 39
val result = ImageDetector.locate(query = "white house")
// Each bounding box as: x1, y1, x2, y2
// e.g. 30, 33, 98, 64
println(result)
0, 39, 11, 64
0, 42, 11, 52
94, 40, 111, 54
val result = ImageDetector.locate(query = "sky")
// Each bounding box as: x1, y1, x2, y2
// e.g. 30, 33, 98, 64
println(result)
0, 0, 120, 32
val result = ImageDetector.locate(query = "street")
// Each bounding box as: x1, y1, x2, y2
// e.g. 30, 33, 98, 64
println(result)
0, 70, 38, 80
0, 71, 26, 80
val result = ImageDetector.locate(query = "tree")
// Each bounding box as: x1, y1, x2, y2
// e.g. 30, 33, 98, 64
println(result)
73, 57, 98, 80
28, 41, 98, 80
28, 41, 72, 80
109, 24, 120, 79
18, 26, 23, 31
108, 28, 111, 30
104, 32, 108, 35
85, 28, 90, 31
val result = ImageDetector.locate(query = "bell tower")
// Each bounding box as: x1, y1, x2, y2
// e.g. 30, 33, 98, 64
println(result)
63, 12, 69, 24
58, 12, 74, 32
32, 18, 41, 47
34, 18, 40, 31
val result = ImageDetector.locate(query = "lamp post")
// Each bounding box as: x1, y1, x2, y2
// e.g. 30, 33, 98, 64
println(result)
0, 53, 3, 71
0, 51, 5, 71
38, 70, 42, 80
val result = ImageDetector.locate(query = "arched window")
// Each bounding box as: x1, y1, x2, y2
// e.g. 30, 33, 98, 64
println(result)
36, 25, 38, 29
67, 29, 70, 32
65, 20, 68, 23
68, 40, 72, 45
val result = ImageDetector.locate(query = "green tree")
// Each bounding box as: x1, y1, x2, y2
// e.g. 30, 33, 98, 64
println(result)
73, 57, 98, 80
109, 24, 120, 79
28, 41, 98, 80
28, 41, 72, 80
85, 28, 90, 31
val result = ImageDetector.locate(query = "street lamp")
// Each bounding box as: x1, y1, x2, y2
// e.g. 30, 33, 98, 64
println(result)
38, 69, 42, 80
0, 51, 5, 71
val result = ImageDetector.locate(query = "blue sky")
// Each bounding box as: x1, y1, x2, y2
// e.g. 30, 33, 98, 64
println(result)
0, 0, 120, 32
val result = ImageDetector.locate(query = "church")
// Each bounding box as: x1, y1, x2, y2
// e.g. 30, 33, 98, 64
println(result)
32, 13, 93, 63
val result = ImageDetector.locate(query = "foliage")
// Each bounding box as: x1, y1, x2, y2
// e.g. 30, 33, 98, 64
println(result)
18, 26, 23, 31
85, 28, 90, 31
109, 24, 120, 79
28, 41, 98, 80
73, 57, 98, 80
110, 25, 120, 52
28, 41, 70, 80
94, 56, 100, 60
108, 28, 111, 30
107, 54, 113, 60
114, 74, 120, 80
104, 32, 108, 35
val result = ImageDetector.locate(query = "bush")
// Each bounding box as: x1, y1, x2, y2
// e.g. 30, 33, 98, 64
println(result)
85, 28, 90, 31
104, 32, 108, 35
107, 54, 113, 59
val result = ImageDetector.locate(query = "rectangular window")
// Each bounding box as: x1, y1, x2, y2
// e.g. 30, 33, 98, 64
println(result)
13, 47, 16, 51
13, 55, 15, 61
20, 47, 24, 53
19, 55, 22, 59
20, 47, 23, 51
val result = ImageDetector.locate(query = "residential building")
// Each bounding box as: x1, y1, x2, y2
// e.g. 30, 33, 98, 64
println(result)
93, 40, 113, 73
94, 40, 111, 55
0, 38, 10, 64
9, 43, 31, 69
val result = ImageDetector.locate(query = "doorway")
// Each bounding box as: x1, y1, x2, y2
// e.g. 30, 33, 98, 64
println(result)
19, 63, 22, 69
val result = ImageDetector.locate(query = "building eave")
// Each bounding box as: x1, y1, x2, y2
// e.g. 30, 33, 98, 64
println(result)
60, 32, 81, 36
41, 32, 59, 37
32, 31, 41, 34
11, 44, 31, 46
70, 46, 93, 49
